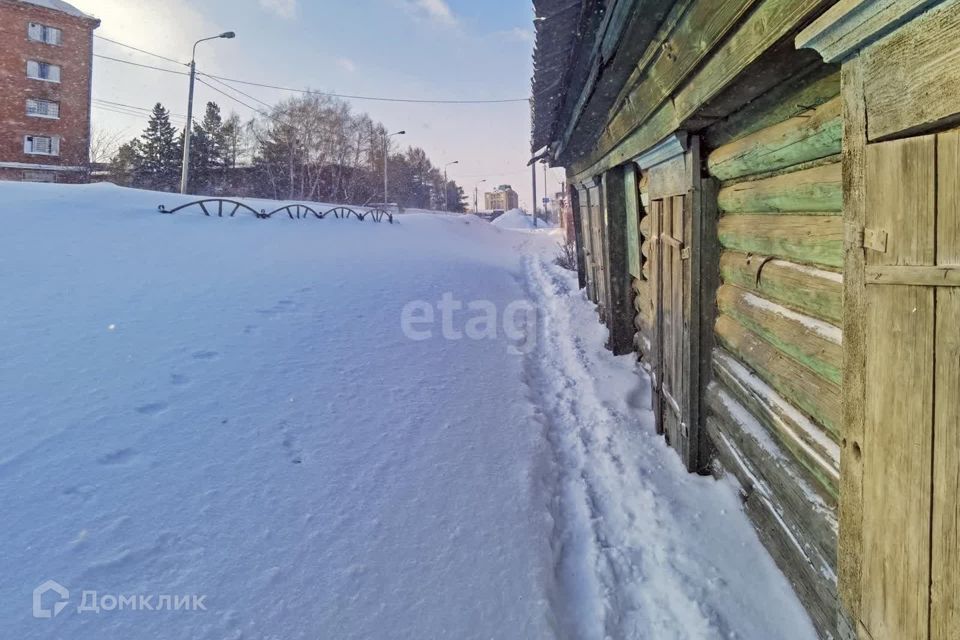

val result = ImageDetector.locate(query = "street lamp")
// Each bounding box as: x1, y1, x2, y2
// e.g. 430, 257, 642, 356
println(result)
443, 160, 459, 211
474, 179, 487, 213
384, 130, 405, 206
180, 31, 235, 194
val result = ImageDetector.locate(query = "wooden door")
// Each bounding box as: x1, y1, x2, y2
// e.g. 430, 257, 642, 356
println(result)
859, 129, 960, 640
651, 194, 690, 449
588, 183, 608, 317
579, 189, 596, 301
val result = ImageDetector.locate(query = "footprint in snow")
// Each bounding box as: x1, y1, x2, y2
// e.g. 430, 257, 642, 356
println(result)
191, 350, 219, 360
136, 402, 169, 416
170, 373, 190, 386
281, 429, 304, 465
97, 448, 139, 466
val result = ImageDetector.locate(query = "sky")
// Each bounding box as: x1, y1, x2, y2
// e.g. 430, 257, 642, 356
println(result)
69, 0, 567, 210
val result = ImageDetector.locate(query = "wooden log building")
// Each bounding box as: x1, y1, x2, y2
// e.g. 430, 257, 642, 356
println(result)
530, 1, 960, 637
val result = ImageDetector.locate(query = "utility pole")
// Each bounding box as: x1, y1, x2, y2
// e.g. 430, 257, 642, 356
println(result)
180, 31, 235, 195
383, 130, 405, 206
474, 179, 486, 213
543, 162, 549, 223
531, 162, 538, 228
443, 160, 459, 211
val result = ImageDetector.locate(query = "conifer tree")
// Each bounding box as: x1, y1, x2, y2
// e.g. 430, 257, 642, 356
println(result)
135, 103, 181, 191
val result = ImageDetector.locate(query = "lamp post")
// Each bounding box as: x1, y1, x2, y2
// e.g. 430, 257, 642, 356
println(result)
443, 160, 459, 211
474, 179, 487, 213
384, 130, 405, 206
180, 31, 235, 195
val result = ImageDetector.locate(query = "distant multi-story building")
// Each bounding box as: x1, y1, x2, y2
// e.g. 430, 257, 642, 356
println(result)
484, 184, 519, 211
0, 0, 100, 183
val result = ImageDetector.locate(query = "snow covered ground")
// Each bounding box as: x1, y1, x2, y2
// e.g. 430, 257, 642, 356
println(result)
0, 183, 815, 639
492, 207, 556, 230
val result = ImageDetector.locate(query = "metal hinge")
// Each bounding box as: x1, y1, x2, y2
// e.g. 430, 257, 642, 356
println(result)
863, 227, 888, 253
680, 247, 691, 260
845, 223, 888, 253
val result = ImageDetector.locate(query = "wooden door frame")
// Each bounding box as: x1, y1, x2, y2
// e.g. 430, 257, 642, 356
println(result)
602, 167, 641, 355
635, 133, 712, 472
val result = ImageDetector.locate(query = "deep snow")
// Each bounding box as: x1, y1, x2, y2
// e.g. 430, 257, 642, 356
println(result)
492, 208, 555, 230
0, 183, 815, 639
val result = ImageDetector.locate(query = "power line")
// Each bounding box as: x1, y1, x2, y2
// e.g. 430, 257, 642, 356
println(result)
94, 54, 190, 76
200, 72, 531, 104
194, 76, 282, 124
93, 37, 529, 104
93, 98, 187, 120
95, 35, 186, 66
198, 73, 274, 110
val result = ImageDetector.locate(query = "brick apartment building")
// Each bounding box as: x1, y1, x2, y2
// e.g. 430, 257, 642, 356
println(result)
0, 0, 99, 183
483, 184, 519, 211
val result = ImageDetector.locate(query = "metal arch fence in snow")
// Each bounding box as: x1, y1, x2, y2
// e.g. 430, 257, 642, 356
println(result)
158, 199, 394, 224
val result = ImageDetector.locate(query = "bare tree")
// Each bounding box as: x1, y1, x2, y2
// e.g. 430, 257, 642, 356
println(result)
89, 126, 125, 164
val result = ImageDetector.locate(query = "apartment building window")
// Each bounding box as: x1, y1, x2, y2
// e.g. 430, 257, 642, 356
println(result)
24, 135, 60, 156
26, 98, 60, 119
26, 60, 61, 82
27, 23, 62, 45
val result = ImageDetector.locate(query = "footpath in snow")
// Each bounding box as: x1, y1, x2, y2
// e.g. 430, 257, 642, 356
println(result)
0, 183, 815, 639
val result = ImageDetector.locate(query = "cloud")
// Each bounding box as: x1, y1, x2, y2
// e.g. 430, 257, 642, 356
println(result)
259, 0, 296, 19
403, 0, 458, 26
336, 57, 357, 73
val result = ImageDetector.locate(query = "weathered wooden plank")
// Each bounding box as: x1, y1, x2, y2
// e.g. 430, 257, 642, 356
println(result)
570, 185, 587, 290
573, 0, 836, 182
861, 134, 936, 640
603, 169, 638, 355
696, 176, 721, 473
703, 67, 840, 149
706, 416, 838, 638
718, 214, 844, 268
715, 313, 841, 437
712, 348, 840, 496
836, 55, 866, 628
863, 0, 960, 140
932, 128, 960, 640
865, 265, 960, 286
718, 162, 842, 213
606, 0, 761, 145
708, 96, 842, 182
625, 164, 643, 279
717, 284, 842, 384
707, 378, 838, 549
720, 251, 842, 324
796, 0, 942, 63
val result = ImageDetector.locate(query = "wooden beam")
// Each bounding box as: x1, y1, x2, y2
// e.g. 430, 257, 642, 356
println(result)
569, 183, 588, 289
603, 168, 638, 355
720, 250, 843, 325
718, 214, 844, 268
932, 129, 960, 640
572, 0, 836, 182
865, 265, 960, 286
703, 67, 840, 149
707, 96, 842, 182
715, 313, 841, 437
604, 0, 761, 149
712, 348, 840, 494
836, 55, 867, 630
862, 1, 960, 141
795, 0, 943, 63
706, 414, 839, 638
717, 162, 843, 213
717, 284, 842, 384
